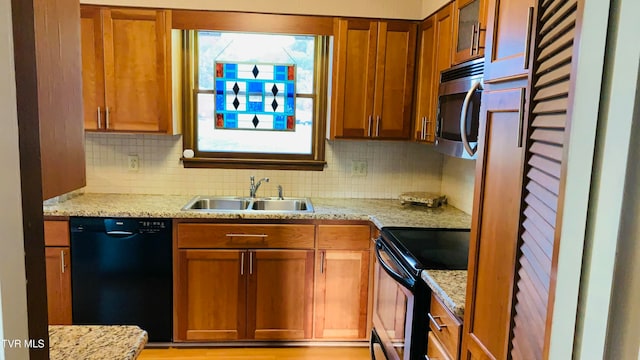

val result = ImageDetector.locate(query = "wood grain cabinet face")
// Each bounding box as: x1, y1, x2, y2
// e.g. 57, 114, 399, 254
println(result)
314, 225, 371, 340
80, 6, 174, 133
44, 220, 72, 325
452, 0, 487, 65
483, 0, 536, 82
331, 19, 416, 140
462, 88, 526, 359
413, 3, 454, 143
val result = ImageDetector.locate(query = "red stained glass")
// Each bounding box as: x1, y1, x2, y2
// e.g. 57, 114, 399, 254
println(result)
216, 63, 223, 78
287, 116, 295, 129
216, 114, 224, 127
288, 66, 295, 80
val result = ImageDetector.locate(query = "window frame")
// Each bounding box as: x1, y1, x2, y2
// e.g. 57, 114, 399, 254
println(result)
181, 29, 330, 171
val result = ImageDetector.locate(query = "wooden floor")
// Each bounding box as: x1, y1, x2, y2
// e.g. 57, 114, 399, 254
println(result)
138, 347, 371, 360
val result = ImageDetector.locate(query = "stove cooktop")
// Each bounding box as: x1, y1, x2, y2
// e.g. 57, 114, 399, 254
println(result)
380, 227, 470, 273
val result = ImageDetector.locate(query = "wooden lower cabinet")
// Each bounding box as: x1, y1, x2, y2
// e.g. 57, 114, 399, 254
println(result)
45, 247, 72, 325
175, 248, 314, 341
176, 250, 246, 341
314, 250, 370, 339
248, 250, 314, 340
428, 331, 453, 360
44, 220, 72, 325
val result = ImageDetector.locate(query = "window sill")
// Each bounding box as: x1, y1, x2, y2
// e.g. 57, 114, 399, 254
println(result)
181, 157, 327, 171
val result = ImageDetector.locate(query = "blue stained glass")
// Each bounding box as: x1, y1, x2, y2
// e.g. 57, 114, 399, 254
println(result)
225, 64, 237, 79
215, 80, 225, 94
216, 95, 225, 110
214, 61, 295, 131
225, 113, 238, 128
274, 115, 286, 130
286, 97, 294, 113
248, 101, 262, 112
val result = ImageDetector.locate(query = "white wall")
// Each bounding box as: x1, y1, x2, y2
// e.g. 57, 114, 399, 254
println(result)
0, 0, 30, 358
81, 0, 425, 20
440, 156, 475, 214
420, 0, 450, 18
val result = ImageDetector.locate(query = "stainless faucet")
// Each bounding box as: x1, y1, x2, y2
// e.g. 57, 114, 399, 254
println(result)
277, 185, 284, 200
249, 176, 269, 198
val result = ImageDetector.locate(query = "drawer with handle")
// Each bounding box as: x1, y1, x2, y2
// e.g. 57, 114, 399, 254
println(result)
177, 223, 315, 249
426, 331, 452, 360
428, 294, 462, 360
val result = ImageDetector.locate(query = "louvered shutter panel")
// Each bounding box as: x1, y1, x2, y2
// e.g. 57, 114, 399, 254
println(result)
510, 0, 579, 359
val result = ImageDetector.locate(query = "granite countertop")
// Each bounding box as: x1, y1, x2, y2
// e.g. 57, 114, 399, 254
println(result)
421, 270, 467, 318
49, 325, 147, 360
43, 193, 471, 229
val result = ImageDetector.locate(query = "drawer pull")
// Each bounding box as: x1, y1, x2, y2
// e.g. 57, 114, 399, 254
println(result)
428, 312, 447, 331
225, 233, 268, 238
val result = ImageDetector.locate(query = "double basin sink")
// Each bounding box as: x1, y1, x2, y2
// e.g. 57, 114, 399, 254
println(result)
182, 196, 314, 213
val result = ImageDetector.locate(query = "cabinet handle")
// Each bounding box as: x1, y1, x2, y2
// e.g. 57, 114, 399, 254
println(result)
240, 252, 245, 275
518, 88, 526, 148
425, 118, 432, 140
249, 251, 253, 275
428, 312, 447, 331
376, 116, 381, 137
368, 115, 373, 137
105, 107, 111, 129
60, 250, 66, 274
474, 22, 482, 54
470, 23, 477, 56
524, 7, 534, 70
225, 233, 268, 238
97, 107, 102, 129
420, 117, 425, 140
320, 251, 325, 274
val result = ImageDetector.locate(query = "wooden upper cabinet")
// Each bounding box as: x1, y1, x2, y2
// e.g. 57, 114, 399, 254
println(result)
452, 0, 487, 65
247, 250, 314, 340
331, 18, 416, 140
483, 0, 536, 82
80, 6, 175, 134
35, 0, 86, 199
413, 2, 454, 143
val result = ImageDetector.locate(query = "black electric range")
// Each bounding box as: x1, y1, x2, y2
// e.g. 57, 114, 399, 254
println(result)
371, 226, 470, 360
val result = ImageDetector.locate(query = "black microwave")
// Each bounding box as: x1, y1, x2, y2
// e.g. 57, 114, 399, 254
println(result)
434, 58, 483, 160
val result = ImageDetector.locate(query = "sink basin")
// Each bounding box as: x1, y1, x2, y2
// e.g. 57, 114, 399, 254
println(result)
182, 196, 314, 213
251, 198, 313, 212
182, 196, 251, 211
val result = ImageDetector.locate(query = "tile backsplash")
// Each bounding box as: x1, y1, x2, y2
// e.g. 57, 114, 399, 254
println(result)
84, 133, 445, 199
441, 156, 476, 214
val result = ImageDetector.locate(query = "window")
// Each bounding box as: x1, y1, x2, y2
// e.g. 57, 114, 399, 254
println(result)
182, 30, 330, 170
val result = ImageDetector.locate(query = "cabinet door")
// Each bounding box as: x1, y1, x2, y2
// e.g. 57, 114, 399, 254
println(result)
331, 19, 378, 138
413, 17, 436, 142
176, 250, 246, 341
483, 0, 536, 81
45, 247, 72, 325
247, 250, 314, 340
314, 250, 370, 339
373, 20, 416, 139
452, 0, 487, 64
462, 88, 525, 359
102, 9, 171, 132
80, 7, 106, 131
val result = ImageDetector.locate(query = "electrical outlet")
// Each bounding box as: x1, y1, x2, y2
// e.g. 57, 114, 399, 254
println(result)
351, 160, 368, 177
128, 155, 139, 171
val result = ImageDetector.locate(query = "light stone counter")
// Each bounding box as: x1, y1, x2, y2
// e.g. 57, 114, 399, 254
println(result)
43, 193, 471, 229
49, 325, 147, 360
421, 270, 467, 318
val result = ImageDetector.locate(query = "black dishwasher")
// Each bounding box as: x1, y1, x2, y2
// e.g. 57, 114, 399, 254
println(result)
70, 217, 172, 342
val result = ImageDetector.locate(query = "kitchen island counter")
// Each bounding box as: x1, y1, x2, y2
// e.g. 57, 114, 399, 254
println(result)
49, 325, 147, 360
43, 193, 471, 229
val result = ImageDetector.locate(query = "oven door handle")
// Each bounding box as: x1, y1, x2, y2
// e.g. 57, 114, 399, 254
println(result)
375, 240, 415, 290
460, 80, 482, 157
